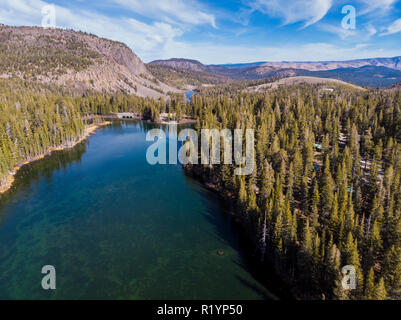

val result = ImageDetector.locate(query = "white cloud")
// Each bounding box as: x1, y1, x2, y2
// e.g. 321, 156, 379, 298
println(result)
109, 0, 216, 28
366, 24, 377, 37
380, 18, 401, 36
126, 19, 183, 51
251, 0, 332, 28
358, 0, 398, 14
318, 23, 377, 41
318, 23, 357, 40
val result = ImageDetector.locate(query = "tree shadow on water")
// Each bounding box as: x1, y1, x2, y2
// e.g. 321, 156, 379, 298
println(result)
0, 142, 88, 226
188, 179, 294, 300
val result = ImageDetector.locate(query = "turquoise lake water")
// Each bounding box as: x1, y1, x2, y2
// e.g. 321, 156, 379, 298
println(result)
185, 90, 195, 103
0, 121, 280, 300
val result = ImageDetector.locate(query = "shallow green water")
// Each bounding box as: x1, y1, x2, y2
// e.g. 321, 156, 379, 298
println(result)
0, 121, 277, 300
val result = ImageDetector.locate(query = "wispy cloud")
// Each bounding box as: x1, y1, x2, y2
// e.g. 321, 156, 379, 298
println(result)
109, 0, 216, 28
358, 0, 398, 15
366, 24, 377, 37
318, 23, 377, 41
126, 19, 183, 51
250, 0, 332, 28
380, 18, 401, 36
318, 23, 357, 40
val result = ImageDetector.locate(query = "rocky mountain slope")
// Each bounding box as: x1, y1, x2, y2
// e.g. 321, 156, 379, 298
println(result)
0, 25, 178, 98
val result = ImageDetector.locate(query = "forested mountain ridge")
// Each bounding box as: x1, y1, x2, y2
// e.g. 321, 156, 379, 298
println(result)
244, 76, 365, 93
0, 25, 178, 98
150, 58, 401, 88
147, 64, 230, 88
149, 58, 208, 72
292, 66, 401, 88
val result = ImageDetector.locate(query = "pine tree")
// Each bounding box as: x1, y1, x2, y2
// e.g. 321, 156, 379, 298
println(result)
364, 267, 375, 300
321, 154, 334, 218
374, 278, 387, 300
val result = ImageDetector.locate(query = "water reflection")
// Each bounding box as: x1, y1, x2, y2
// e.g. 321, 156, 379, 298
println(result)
0, 142, 88, 211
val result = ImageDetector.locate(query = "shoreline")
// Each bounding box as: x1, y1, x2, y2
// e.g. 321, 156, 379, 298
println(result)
0, 116, 193, 195
0, 121, 111, 195
97, 114, 197, 125
182, 164, 296, 300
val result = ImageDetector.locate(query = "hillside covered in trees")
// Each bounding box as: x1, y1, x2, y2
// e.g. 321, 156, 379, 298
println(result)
147, 64, 229, 88
184, 83, 401, 299
0, 25, 178, 98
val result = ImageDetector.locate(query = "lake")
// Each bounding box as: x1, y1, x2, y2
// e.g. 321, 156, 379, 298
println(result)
185, 90, 195, 103
0, 121, 282, 300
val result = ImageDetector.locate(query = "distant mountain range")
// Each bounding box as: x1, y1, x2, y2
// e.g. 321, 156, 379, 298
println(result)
220, 56, 401, 71
216, 62, 267, 69
149, 57, 401, 88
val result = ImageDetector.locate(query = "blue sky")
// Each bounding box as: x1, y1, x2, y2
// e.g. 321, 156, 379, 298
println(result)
1, 0, 401, 64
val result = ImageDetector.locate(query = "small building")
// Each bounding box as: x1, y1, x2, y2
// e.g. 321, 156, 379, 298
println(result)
117, 113, 138, 119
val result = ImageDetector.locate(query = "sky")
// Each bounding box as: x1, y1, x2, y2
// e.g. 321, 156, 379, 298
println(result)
0, 0, 401, 64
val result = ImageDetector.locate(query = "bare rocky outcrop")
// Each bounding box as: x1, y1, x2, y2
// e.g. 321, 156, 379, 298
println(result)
0, 24, 180, 98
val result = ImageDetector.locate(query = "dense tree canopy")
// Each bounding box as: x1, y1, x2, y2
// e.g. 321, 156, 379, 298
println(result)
185, 83, 401, 299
